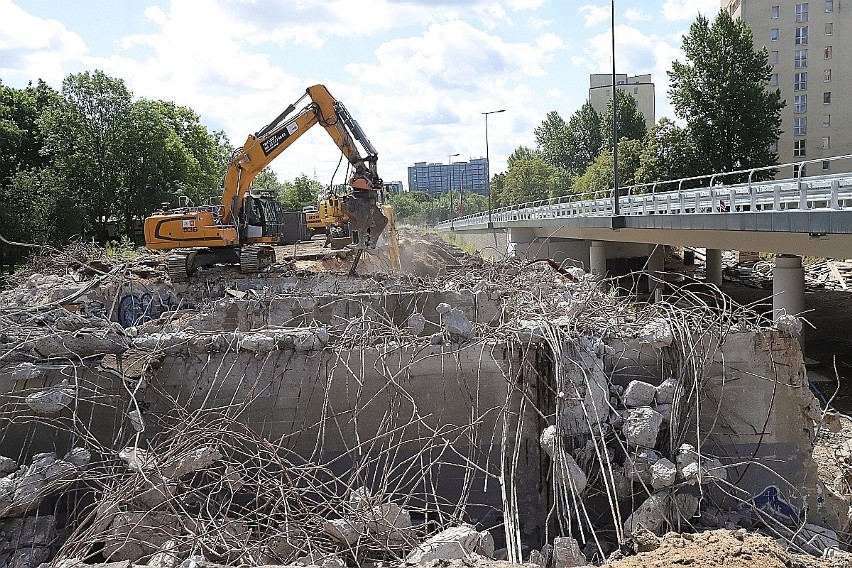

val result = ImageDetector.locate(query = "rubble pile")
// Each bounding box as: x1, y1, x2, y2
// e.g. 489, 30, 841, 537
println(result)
0, 235, 850, 567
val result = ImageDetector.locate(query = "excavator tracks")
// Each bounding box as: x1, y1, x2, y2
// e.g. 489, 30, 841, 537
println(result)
239, 245, 276, 273
166, 251, 196, 282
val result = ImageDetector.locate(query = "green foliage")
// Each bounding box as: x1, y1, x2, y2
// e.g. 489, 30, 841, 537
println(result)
387, 189, 488, 225
496, 147, 561, 207
567, 102, 603, 175
668, 10, 783, 178
279, 174, 322, 210
600, 90, 647, 150
104, 235, 142, 261
573, 139, 644, 196
635, 118, 697, 186
534, 111, 574, 173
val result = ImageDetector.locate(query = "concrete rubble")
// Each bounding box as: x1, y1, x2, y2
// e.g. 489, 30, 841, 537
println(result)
0, 234, 850, 567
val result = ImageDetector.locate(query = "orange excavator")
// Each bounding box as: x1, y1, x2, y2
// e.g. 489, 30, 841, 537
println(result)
143, 84, 389, 280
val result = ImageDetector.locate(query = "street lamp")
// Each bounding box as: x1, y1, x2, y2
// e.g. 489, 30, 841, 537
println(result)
482, 109, 505, 227
448, 153, 459, 220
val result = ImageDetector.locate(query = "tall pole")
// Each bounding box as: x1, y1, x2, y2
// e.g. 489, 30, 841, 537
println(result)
448, 153, 459, 220
483, 109, 506, 227
611, 0, 620, 217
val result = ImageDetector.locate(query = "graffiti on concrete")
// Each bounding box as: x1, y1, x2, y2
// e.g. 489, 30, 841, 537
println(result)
119, 292, 172, 327
747, 485, 804, 525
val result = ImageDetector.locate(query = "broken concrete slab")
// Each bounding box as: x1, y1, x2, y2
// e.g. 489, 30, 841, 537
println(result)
405, 524, 493, 564
551, 536, 586, 568
622, 407, 664, 448
623, 380, 656, 408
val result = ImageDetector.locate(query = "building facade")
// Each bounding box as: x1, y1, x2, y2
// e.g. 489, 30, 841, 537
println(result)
588, 74, 656, 130
724, 0, 851, 170
407, 158, 489, 196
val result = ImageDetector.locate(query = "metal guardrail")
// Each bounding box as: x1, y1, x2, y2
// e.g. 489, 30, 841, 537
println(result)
436, 155, 852, 230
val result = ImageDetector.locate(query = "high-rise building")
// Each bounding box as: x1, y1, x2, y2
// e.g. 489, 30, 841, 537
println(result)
588, 74, 656, 130
724, 0, 850, 170
407, 158, 489, 196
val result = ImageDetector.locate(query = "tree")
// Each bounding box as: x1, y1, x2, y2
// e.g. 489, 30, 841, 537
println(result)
500, 147, 560, 206
600, 90, 647, 150
668, 10, 783, 178
279, 174, 322, 210
534, 111, 574, 173
635, 118, 697, 185
573, 138, 644, 196
0, 80, 59, 183
568, 101, 603, 175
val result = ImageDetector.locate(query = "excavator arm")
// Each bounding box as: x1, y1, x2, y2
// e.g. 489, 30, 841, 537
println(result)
221, 84, 386, 248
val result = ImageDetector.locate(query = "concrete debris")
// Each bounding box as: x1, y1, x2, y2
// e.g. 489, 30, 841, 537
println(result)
442, 308, 473, 340
24, 379, 74, 415
323, 518, 364, 546
638, 318, 673, 348
148, 539, 180, 568
407, 312, 426, 335
622, 407, 664, 448
435, 302, 451, 315
655, 376, 678, 405
0, 457, 16, 476
296, 552, 345, 568
551, 536, 586, 568
650, 457, 677, 490
128, 409, 144, 432
11, 363, 42, 381
160, 446, 222, 479
623, 448, 661, 484
540, 425, 588, 493
104, 511, 180, 561
623, 380, 656, 408
624, 491, 698, 536
405, 524, 493, 564
0, 450, 89, 518
775, 313, 803, 336
676, 444, 727, 484
118, 447, 149, 472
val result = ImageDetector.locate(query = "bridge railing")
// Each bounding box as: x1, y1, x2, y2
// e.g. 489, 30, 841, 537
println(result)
437, 154, 852, 229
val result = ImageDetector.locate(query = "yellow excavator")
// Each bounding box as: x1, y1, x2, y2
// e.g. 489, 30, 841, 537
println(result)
144, 84, 390, 280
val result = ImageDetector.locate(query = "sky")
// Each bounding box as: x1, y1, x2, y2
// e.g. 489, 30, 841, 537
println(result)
0, 0, 722, 190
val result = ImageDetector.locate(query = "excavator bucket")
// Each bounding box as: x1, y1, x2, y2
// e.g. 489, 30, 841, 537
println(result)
342, 189, 388, 250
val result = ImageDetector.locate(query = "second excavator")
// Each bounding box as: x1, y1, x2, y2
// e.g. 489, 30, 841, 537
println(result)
143, 84, 390, 280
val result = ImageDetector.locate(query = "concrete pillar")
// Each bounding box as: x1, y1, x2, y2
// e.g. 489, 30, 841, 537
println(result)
773, 255, 805, 345
647, 244, 665, 296
705, 249, 723, 286
507, 228, 537, 260
589, 241, 607, 276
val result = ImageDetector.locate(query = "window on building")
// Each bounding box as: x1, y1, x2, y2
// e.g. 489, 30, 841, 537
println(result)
770, 51, 779, 64
822, 160, 830, 171
823, 136, 831, 149
770, 73, 779, 86
824, 46, 832, 59
794, 139, 807, 157
795, 49, 808, 67
771, 28, 779, 41
794, 71, 808, 90
794, 94, 807, 112
824, 68, 832, 81
634, 87, 639, 95
769, 141, 778, 153
795, 26, 808, 44
823, 114, 830, 127
771, 5, 780, 18
825, 22, 833, 35
796, 3, 809, 21
825, 0, 833, 12
794, 117, 807, 135
824, 91, 832, 104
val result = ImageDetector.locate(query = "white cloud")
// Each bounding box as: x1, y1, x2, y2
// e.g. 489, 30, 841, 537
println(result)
624, 8, 650, 22
662, 0, 721, 22
506, 0, 546, 9
0, 0, 88, 84
528, 16, 554, 29
579, 4, 610, 28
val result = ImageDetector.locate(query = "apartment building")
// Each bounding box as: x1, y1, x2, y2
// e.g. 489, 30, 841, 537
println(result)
724, 0, 851, 170
407, 158, 489, 196
588, 74, 656, 130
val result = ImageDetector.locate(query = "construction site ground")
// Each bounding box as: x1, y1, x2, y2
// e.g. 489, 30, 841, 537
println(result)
1, 229, 852, 568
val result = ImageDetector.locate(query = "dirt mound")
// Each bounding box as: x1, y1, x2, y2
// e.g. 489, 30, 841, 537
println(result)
602, 529, 840, 568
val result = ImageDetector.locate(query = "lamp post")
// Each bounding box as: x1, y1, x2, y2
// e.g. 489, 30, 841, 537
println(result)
448, 153, 459, 221
610, 0, 624, 228
482, 109, 505, 227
